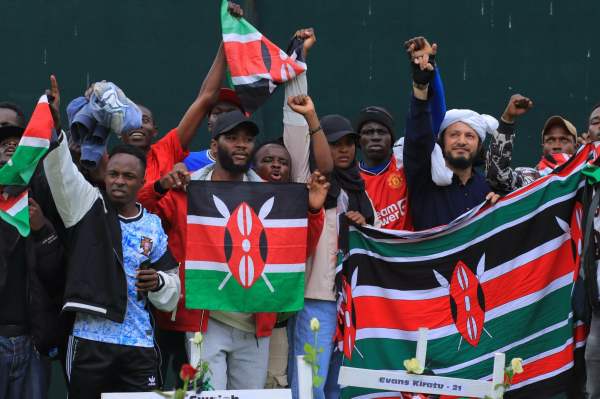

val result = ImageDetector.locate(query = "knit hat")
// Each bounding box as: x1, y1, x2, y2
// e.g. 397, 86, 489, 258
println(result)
353, 106, 396, 141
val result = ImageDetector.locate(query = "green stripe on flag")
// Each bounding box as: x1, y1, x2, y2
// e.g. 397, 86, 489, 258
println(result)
0, 206, 29, 237
221, 0, 259, 36
186, 269, 305, 313
351, 172, 583, 259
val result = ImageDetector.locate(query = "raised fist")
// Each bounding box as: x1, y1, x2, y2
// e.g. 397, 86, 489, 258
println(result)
502, 94, 532, 123
287, 94, 316, 116
295, 28, 316, 59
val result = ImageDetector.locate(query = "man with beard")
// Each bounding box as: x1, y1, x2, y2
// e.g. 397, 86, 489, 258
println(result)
485, 94, 579, 193
184, 111, 271, 390
403, 43, 499, 231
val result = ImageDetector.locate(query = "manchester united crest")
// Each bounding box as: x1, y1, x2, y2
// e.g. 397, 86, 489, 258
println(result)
386, 172, 404, 189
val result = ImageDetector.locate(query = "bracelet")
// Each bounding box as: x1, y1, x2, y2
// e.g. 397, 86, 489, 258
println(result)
500, 117, 515, 124
413, 82, 429, 91
309, 125, 323, 136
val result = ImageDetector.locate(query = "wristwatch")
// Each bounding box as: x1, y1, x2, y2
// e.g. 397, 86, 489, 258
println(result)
413, 81, 429, 91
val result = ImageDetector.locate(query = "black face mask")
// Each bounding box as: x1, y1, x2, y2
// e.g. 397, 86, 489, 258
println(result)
217, 143, 252, 174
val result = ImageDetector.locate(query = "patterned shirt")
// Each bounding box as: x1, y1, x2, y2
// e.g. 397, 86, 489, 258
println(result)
485, 120, 539, 193
72, 205, 169, 347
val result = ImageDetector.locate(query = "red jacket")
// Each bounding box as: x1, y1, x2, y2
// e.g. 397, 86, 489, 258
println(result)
138, 181, 324, 336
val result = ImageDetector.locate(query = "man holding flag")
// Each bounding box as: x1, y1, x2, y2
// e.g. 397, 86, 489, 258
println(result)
0, 79, 68, 399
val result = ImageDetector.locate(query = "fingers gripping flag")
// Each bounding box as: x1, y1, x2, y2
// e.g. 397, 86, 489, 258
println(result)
185, 181, 308, 313
221, 0, 307, 114
0, 95, 54, 236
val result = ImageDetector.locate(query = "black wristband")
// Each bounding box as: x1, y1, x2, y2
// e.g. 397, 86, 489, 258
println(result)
154, 180, 169, 195
410, 56, 437, 85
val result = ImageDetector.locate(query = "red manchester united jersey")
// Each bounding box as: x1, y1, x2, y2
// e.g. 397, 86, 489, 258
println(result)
359, 157, 413, 231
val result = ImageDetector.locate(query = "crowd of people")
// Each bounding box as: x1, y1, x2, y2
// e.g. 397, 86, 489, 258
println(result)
1, 2, 600, 399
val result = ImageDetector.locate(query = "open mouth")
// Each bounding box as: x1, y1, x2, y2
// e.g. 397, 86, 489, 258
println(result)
112, 189, 126, 198
129, 131, 145, 139
270, 170, 282, 181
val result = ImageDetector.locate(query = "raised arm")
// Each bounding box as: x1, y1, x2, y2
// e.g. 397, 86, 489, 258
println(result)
485, 94, 536, 192
283, 28, 319, 183
176, 2, 245, 149
404, 37, 446, 135
403, 43, 438, 195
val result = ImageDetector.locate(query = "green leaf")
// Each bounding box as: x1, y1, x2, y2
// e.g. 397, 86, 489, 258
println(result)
313, 375, 324, 387
152, 391, 172, 398
494, 383, 504, 390
317, 347, 325, 354
506, 369, 514, 380
304, 343, 316, 355
303, 354, 314, 365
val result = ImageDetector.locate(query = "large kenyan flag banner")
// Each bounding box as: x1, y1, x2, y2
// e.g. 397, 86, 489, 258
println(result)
336, 144, 595, 399
186, 181, 308, 313
221, 0, 307, 114
0, 95, 54, 236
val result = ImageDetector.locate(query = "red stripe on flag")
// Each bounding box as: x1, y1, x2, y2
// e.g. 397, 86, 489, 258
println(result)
0, 190, 27, 213
353, 243, 574, 331
186, 223, 306, 265
23, 101, 53, 140
574, 323, 590, 345
224, 40, 268, 78
186, 224, 227, 263
481, 240, 574, 310
509, 343, 574, 386
265, 227, 306, 264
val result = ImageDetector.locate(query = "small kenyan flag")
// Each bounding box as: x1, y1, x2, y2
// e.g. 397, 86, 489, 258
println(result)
0, 95, 55, 236
221, 0, 307, 114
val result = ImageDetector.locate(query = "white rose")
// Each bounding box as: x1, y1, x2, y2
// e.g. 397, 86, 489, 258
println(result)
310, 318, 320, 331
189, 331, 203, 345
510, 358, 523, 374
403, 358, 424, 374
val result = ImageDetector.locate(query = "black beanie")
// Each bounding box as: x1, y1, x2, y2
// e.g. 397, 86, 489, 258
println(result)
353, 106, 396, 142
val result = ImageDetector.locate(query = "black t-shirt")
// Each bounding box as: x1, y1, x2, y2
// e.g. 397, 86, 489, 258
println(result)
0, 235, 29, 326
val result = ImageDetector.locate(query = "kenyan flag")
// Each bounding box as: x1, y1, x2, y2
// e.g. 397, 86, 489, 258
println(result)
336, 144, 594, 399
221, 0, 306, 114
0, 95, 54, 236
185, 181, 308, 313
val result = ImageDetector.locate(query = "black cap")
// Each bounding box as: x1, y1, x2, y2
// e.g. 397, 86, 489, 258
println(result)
0, 125, 25, 143
353, 106, 396, 142
211, 111, 259, 140
320, 115, 359, 143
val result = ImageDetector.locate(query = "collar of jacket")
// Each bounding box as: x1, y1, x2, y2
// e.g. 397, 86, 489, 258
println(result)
190, 163, 264, 182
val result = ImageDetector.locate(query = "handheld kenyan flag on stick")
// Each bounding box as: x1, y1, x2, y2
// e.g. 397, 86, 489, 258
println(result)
221, 0, 307, 114
0, 95, 54, 236
336, 144, 595, 399
185, 181, 308, 313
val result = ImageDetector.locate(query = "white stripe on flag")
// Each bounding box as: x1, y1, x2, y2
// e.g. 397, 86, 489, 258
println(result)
353, 285, 448, 301
38, 95, 49, 104
5, 193, 28, 217
19, 136, 50, 149
187, 215, 307, 228
186, 261, 304, 273
231, 74, 273, 85
223, 32, 262, 43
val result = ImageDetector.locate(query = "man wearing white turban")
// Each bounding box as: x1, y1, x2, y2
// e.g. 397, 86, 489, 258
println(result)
402, 43, 499, 231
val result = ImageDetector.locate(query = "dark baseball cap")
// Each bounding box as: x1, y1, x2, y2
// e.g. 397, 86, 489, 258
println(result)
211, 110, 259, 140
0, 125, 25, 143
320, 115, 360, 143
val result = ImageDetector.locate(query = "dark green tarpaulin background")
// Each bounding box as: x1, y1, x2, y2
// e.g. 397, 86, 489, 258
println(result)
0, 0, 598, 396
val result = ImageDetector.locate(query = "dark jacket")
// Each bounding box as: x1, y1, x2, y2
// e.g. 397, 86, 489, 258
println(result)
403, 90, 492, 231
0, 217, 67, 356
44, 134, 181, 324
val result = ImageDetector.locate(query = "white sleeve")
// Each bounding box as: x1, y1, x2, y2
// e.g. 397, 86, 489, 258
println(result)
149, 269, 181, 312
43, 133, 100, 228
283, 72, 311, 184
